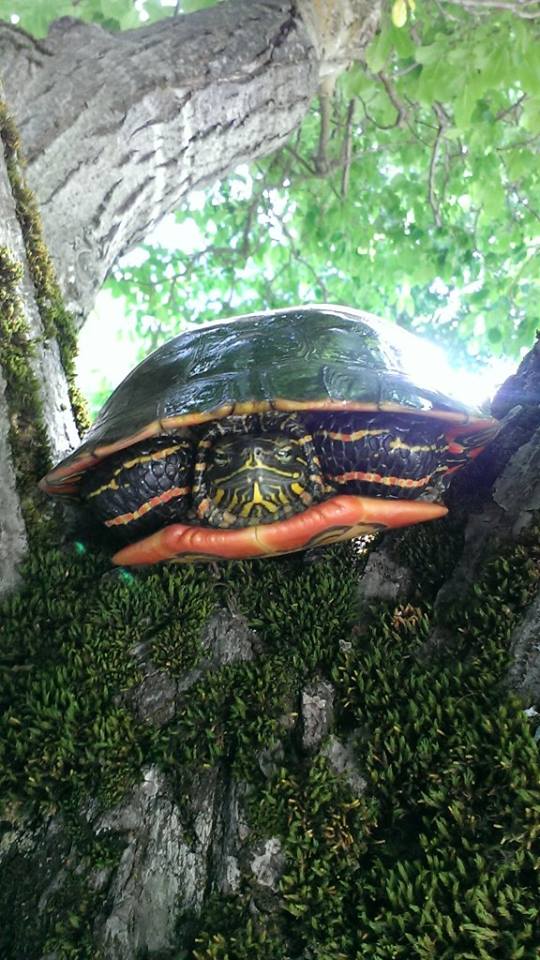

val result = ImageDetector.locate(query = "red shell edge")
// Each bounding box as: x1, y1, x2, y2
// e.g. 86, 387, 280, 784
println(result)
111, 495, 448, 565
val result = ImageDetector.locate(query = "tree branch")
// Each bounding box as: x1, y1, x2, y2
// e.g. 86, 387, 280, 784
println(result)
440, 0, 540, 17
427, 104, 448, 228
341, 98, 356, 197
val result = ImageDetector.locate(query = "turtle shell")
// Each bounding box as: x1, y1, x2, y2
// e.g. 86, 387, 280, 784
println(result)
42, 304, 496, 496
41, 305, 499, 563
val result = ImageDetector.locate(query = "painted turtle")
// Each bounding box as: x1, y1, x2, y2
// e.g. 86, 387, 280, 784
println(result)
41, 305, 498, 565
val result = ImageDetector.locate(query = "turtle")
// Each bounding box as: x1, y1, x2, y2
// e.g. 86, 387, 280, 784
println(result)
40, 305, 499, 565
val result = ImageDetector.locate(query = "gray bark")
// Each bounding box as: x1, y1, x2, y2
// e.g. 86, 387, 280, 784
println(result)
0, 363, 26, 597
0, 3, 307, 325
0, 133, 79, 463
0, 135, 78, 595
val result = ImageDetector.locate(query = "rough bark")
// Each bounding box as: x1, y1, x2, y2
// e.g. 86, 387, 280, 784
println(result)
0, 363, 26, 596
0, 0, 380, 325
0, 146, 79, 464
0, 129, 78, 595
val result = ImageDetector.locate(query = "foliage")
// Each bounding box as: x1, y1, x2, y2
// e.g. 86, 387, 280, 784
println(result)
0, 0, 166, 36
104, 2, 540, 374
0, 0, 220, 36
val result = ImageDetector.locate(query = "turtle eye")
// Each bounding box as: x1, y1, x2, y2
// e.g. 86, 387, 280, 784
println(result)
275, 444, 295, 461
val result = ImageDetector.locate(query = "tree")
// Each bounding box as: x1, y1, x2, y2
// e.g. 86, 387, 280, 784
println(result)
0, 2, 539, 958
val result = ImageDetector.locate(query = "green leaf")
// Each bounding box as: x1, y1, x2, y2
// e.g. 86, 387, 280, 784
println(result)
414, 43, 444, 66
340, 65, 376, 99
515, 41, 540, 95
180, 0, 219, 11
365, 26, 394, 73
454, 84, 476, 129
521, 98, 540, 134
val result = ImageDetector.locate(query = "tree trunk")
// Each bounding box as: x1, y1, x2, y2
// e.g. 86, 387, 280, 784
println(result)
1, 3, 539, 959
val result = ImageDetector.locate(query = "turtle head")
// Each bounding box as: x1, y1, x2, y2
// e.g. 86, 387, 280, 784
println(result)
193, 416, 325, 528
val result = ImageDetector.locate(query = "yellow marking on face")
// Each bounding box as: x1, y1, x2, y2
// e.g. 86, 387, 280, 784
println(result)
212, 460, 301, 484
252, 481, 265, 505
291, 481, 306, 496
238, 482, 281, 518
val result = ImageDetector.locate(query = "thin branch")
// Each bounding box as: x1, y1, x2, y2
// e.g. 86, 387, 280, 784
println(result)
495, 92, 526, 122
284, 144, 316, 176
428, 105, 448, 228
506, 243, 540, 296
315, 79, 335, 175
433, 0, 464, 19
378, 71, 407, 128
341, 99, 356, 198
440, 0, 540, 17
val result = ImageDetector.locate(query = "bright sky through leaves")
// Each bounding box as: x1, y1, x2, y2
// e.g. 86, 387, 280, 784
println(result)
78, 215, 517, 421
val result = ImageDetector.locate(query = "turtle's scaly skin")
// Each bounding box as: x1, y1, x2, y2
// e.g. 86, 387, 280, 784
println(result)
41, 305, 499, 564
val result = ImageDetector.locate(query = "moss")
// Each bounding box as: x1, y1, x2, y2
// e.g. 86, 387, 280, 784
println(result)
187, 532, 540, 960
0, 102, 89, 435
0, 246, 52, 529
1, 522, 539, 957
0, 805, 120, 960
394, 513, 466, 601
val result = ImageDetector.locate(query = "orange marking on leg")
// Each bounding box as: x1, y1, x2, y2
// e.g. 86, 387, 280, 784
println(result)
329, 470, 430, 489
105, 486, 190, 527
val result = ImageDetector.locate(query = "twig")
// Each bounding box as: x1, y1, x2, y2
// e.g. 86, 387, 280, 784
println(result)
378, 71, 407, 128
315, 78, 335, 175
495, 93, 526, 122
284, 144, 316, 176
440, 0, 540, 17
428, 104, 448, 228
341, 99, 356, 198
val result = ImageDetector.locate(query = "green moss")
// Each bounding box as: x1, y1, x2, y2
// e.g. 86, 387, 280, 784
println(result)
0, 246, 51, 528
0, 805, 120, 960
0, 102, 89, 435
187, 533, 540, 960
1, 525, 539, 957
395, 513, 466, 601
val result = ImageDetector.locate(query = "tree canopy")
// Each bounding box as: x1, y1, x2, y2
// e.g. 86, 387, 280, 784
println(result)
2, 0, 539, 404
